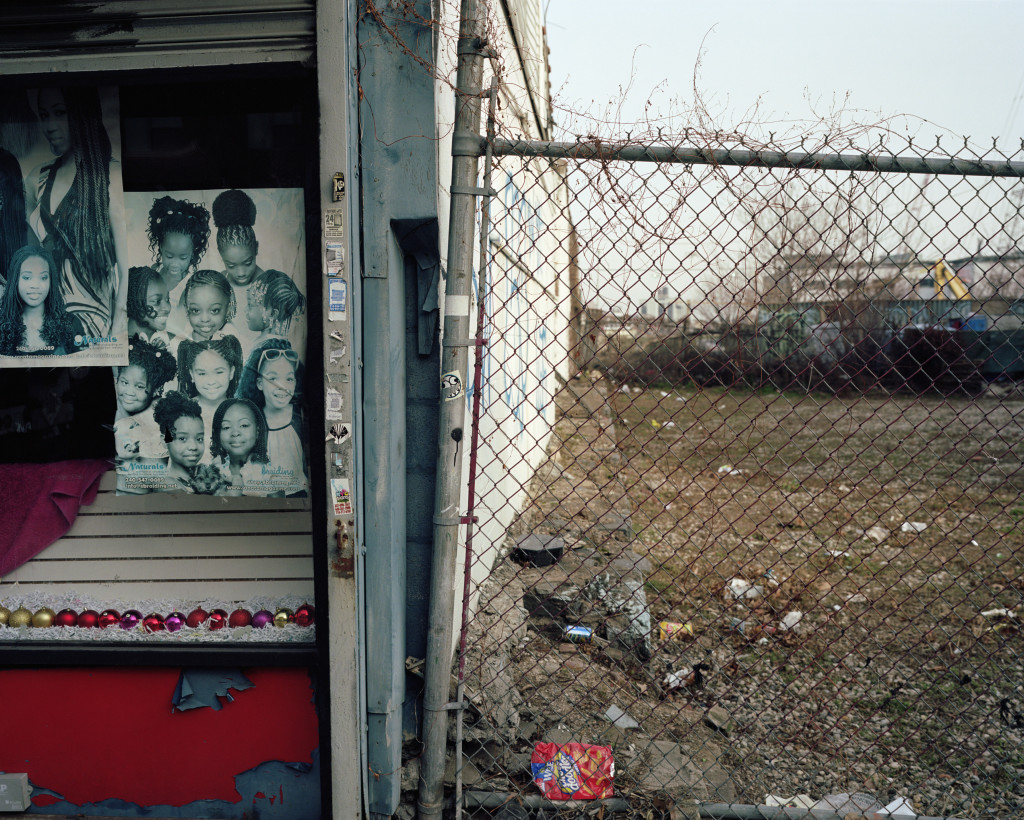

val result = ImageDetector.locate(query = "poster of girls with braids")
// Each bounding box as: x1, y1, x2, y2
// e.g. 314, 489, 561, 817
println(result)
114, 187, 309, 498
0, 86, 130, 367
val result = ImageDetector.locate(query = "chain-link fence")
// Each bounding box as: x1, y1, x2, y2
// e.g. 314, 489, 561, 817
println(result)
454, 129, 1024, 819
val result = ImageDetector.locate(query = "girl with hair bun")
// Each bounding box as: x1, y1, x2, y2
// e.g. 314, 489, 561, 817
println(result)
151, 390, 205, 492
146, 195, 211, 291
113, 333, 177, 461
212, 188, 265, 354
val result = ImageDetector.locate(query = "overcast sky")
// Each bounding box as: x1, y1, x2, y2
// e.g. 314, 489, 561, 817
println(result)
545, 0, 1024, 149
539, 1, 1024, 309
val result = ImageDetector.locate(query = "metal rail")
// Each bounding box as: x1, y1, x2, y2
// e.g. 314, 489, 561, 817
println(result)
488, 137, 1024, 177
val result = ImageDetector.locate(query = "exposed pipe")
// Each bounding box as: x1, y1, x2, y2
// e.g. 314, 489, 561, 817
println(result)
489, 137, 1024, 178
417, 0, 487, 816
453, 76, 497, 820
463, 794, 969, 820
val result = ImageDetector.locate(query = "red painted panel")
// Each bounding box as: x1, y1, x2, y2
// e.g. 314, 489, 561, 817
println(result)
0, 667, 318, 808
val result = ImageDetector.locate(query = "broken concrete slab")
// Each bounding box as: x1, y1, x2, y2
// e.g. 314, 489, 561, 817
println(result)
604, 703, 640, 730
639, 739, 736, 803
443, 754, 482, 787
595, 510, 633, 535
704, 705, 736, 737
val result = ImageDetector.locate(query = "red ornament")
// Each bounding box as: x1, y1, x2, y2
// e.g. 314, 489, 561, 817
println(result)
228, 608, 252, 628
143, 613, 166, 633
294, 604, 315, 627
119, 609, 142, 630
54, 609, 79, 627
208, 609, 229, 630
251, 610, 274, 629
186, 608, 209, 628
98, 609, 121, 629
164, 612, 186, 632
77, 610, 100, 628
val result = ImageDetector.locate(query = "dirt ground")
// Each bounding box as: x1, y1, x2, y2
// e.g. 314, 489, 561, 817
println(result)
459, 374, 1024, 818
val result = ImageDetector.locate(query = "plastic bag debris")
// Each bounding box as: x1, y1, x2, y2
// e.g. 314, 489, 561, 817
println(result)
717, 464, 742, 476
531, 742, 614, 800
662, 663, 710, 692
865, 525, 888, 543
981, 607, 1017, 619
725, 578, 763, 600
900, 521, 927, 533
779, 611, 803, 632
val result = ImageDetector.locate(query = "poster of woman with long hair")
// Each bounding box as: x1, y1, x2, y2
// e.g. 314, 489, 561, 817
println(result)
0, 86, 128, 367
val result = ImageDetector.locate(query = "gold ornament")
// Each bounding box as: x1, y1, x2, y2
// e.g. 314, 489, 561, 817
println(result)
273, 608, 294, 628
32, 607, 56, 628
0, 604, 10, 626
8, 607, 33, 628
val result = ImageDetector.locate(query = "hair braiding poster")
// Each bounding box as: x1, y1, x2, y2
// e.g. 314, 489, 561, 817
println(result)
0, 86, 129, 366
114, 187, 308, 497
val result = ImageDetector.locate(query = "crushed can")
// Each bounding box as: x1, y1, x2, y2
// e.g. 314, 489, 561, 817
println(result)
565, 624, 593, 643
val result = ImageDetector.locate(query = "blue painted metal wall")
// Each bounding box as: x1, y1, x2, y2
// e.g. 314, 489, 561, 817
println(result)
357, 3, 440, 814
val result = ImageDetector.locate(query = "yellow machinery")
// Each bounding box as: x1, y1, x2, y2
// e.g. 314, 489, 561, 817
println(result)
922, 259, 970, 300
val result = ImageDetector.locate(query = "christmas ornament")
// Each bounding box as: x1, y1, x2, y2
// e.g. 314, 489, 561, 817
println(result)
119, 609, 142, 630
186, 607, 209, 628
32, 607, 56, 628
8, 607, 33, 628
98, 609, 121, 629
273, 607, 295, 628
208, 609, 228, 630
251, 610, 274, 629
77, 610, 100, 628
143, 613, 166, 633
164, 612, 186, 632
294, 604, 315, 627
54, 609, 79, 627
228, 608, 252, 628
0, 604, 10, 626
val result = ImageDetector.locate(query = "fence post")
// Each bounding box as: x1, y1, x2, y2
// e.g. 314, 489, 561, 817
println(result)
417, 0, 487, 817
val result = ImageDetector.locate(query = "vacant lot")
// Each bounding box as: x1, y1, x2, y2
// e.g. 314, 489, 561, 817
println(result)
463, 378, 1024, 817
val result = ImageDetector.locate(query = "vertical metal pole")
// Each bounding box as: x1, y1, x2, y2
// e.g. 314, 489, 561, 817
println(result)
417, 0, 487, 817
453, 77, 497, 820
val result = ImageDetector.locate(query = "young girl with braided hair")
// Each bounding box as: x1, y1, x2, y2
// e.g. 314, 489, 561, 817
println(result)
26, 87, 128, 337
126, 265, 178, 352
177, 335, 242, 464
0, 245, 84, 357
147, 195, 211, 291
180, 269, 240, 342
244, 268, 306, 341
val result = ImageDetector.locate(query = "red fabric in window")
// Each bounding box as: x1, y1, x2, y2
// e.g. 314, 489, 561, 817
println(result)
0, 459, 109, 574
